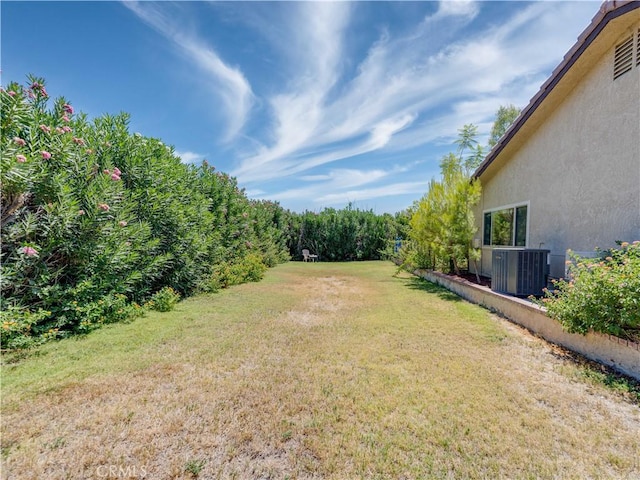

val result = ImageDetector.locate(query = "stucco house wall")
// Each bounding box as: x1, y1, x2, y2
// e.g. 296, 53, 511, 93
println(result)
473, 4, 640, 279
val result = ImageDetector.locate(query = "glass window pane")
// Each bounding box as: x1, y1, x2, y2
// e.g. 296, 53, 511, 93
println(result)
515, 206, 527, 246
483, 212, 491, 245
491, 209, 514, 246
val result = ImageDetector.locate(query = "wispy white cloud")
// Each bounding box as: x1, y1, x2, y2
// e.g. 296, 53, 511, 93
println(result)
123, 1, 253, 142
174, 150, 204, 164
246, 113, 417, 182
124, 1, 597, 212
300, 168, 388, 189
244, 188, 266, 198
315, 181, 430, 206
232, 2, 352, 177
235, 19, 416, 172
234, 0, 595, 196
433, 0, 480, 20
262, 163, 423, 206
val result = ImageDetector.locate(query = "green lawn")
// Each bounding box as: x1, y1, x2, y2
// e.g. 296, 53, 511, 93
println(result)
2, 261, 639, 479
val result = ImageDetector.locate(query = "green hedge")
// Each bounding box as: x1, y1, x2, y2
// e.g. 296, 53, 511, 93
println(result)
1, 76, 290, 349
286, 205, 399, 262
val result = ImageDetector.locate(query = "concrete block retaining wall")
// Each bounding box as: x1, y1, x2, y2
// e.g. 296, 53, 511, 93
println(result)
414, 269, 640, 381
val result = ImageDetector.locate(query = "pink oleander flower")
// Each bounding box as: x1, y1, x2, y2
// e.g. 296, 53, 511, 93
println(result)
7, 91, 16, 97
78, 209, 85, 215
103, 169, 110, 175
63, 104, 74, 114
55, 127, 65, 134
39, 124, 51, 133
118, 221, 127, 227
41, 151, 52, 160
13, 137, 26, 146
16, 154, 27, 163
62, 126, 72, 133
111, 173, 121, 181
62, 115, 70, 123
73, 137, 85, 145
30, 82, 47, 96
98, 203, 110, 212
21, 246, 38, 257
113, 167, 121, 176
29, 83, 48, 97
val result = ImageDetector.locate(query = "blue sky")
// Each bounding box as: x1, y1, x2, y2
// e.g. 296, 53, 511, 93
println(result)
2, 1, 599, 213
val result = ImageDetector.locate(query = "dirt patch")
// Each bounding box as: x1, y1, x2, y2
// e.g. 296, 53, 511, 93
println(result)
449, 271, 492, 287
283, 275, 366, 326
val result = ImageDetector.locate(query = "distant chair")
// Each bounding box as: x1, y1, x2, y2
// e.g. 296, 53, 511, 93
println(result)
302, 249, 318, 262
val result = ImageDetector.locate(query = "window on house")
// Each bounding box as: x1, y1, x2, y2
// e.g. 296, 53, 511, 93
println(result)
483, 212, 491, 246
483, 204, 528, 247
614, 34, 634, 79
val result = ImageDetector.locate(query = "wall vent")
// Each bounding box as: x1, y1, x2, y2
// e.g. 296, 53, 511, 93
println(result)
613, 35, 633, 79
637, 28, 640, 67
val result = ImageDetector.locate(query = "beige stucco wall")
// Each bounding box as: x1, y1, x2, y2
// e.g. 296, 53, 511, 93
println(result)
474, 15, 640, 279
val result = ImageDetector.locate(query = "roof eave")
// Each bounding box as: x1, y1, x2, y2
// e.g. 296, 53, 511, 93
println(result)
472, 0, 640, 180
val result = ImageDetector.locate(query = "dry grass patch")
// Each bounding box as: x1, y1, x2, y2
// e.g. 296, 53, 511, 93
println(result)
2, 261, 639, 479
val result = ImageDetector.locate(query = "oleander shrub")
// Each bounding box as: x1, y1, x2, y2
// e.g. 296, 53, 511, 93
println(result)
1, 76, 290, 349
537, 241, 640, 340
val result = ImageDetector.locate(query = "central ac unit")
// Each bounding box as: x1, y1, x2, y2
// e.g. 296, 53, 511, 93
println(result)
491, 248, 550, 297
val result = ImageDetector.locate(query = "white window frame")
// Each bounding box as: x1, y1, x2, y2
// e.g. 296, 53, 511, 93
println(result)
482, 201, 530, 248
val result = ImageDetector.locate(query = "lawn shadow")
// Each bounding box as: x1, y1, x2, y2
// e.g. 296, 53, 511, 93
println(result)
402, 276, 462, 302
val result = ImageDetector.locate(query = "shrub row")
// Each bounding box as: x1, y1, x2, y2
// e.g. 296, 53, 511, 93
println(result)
0, 77, 290, 349
286, 205, 400, 262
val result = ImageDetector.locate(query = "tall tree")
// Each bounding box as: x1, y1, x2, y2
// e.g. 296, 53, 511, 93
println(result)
488, 104, 521, 148
409, 129, 481, 274
455, 123, 486, 174
455, 124, 479, 156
